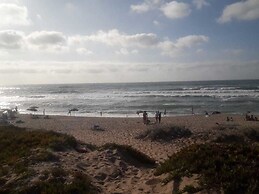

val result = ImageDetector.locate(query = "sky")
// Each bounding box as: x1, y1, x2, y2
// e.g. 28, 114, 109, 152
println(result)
0, 0, 259, 85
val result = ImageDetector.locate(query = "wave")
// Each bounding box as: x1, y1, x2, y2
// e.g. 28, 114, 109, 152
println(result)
50, 90, 80, 94
28, 95, 45, 99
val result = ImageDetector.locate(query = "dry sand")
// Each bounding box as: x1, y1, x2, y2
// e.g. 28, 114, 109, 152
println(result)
13, 113, 259, 161
11, 113, 259, 193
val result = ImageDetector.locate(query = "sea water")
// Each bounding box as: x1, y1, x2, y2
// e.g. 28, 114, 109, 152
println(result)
0, 80, 259, 117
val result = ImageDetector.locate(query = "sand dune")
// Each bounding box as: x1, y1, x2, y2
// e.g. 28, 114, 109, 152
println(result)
11, 113, 259, 193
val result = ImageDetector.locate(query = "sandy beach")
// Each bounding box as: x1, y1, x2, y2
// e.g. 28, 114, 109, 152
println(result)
5, 113, 256, 193
13, 113, 259, 161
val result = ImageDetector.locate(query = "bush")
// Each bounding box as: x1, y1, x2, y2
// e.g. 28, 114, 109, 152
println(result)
155, 143, 259, 193
214, 134, 244, 143
244, 129, 259, 142
101, 143, 156, 167
19, 171, 96, 194
137, 125, 192, 142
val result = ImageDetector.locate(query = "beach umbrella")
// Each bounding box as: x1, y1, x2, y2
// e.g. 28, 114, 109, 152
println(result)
68, 108, 79, 116
27, 107, 38, 114
29, 106, 39, 109
136, 110, 144, 115
27, 107, 38, 112
69, 108, 79, 112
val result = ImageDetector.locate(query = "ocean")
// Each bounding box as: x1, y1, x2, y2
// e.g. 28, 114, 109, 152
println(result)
0, 80, 259, 117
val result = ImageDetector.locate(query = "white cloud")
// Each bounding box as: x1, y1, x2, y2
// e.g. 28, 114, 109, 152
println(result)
153, 20, 160, 26
160, 1, 191, 19
115, 48, 139, 55
69, 29, 159, 48
0, 30, 24, 49
218, 0, 259, 23
131, 1, 193, 20
26, 31, 67, 51
76, 48, 93, 55
0, 3, 30, 26
175, 35, 209, 48
159, 35, 209, 56
193, 0, 209, 10
0, 29, 209, 59
131, 0, 163, 13
131, 3, 150, 13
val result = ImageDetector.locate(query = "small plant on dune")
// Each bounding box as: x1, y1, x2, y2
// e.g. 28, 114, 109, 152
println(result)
155, 143, 259, 193
244, 128, 259, 142
101, 143, 156, 166
0, 125, 97, 194
137, 125, 192, 142
182, 185, 203, 193
30, 149, 59, 163
17, 170, 97, 194
213, 134, 244, 143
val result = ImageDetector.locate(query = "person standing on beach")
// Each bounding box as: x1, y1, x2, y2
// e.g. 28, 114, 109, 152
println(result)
155, 111, 159, 123
164, 109, 166, 116
143, 111, 147, 124
158, 111, 162, 123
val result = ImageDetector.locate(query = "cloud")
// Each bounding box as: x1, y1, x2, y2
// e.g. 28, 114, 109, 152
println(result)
131, 1, 193, 20
131, 3, 150, 13
76, 48, 93, 55
175, 35, 209, 48
0, 30, 24, 49
26, 31, 67, 51
160, 1, 191, 19
159, 35, 209, 56
115, 48, 139, 55
0, 3, 30, 26
192, 0, 209, 10
153, 20, 160, 26
218, 0, 259, 23
0, 29, 209, 58
131, 0, 162, 13
69, 29, 159, 48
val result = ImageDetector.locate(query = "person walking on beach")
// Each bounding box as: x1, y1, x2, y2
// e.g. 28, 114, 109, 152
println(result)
155, 111, 159, 123
158, 111, 162, 123
164, 109, 166, 116
143, 111, 147, 124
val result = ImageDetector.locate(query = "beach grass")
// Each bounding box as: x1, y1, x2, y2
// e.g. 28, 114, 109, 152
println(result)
155, 143, 259, 193
137, 125, 192, 142
0, 125, 97, 194
101, 143, 156, 167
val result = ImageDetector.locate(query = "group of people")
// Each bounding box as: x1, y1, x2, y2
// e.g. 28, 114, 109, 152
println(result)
142, 110, 163, 125
245, 114, 258, 121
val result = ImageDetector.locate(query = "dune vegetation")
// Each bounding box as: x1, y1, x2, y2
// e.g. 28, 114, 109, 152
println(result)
155, 142, 259, 193
0, 125, 97, 194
